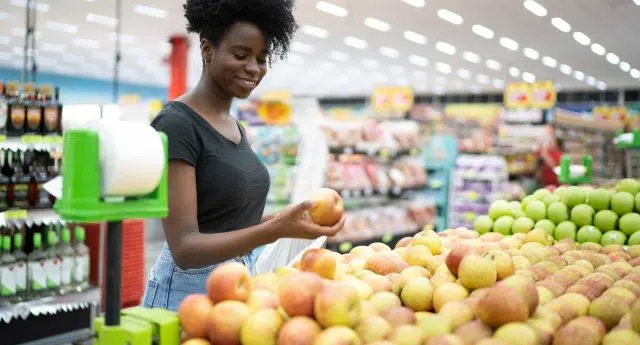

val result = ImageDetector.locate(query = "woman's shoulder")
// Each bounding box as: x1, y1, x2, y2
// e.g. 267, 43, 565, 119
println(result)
152, 102, 195, 128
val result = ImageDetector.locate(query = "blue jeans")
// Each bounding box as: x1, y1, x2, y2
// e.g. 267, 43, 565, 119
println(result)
142, 243, 257, 311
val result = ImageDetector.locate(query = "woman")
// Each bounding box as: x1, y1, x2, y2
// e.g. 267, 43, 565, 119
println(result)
539, 133, 564, 187
143, 0, 345, 311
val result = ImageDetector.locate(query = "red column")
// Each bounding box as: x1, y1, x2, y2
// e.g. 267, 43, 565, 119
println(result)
168, 35, 189, 101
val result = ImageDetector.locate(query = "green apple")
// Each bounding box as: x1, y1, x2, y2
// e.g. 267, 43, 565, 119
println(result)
616, 178, 640, 195
474, 215, 494, 234
554, 186, 568, 198
576, 225, 602, 244
489, 200, 511, 220
600, 231, 627, 246
636, 193, 640, 213
611, 192, 635, 216
588, 188, 613, 211
535, 219, 556, 236
628, 231, 640, 246
542, 194, 561, 207
593, 210, 618, 233
570, 204, 594, 227
512, 217, 535, 234
493, 216, 515, 235
554, 221, 577, 241
510, 201, 525, 218
563, 186, 588, 208
619, 213, 640, 237
521, 195, 538, 211
534, 188, 552, 199
526, 200, 547, 222
547, 202, 569, 224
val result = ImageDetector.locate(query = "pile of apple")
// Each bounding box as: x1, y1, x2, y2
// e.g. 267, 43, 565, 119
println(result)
177, 226, 640, 345
473, 179, 640, 246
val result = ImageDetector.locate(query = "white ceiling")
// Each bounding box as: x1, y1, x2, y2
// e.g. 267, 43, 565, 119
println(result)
1, 0, 640, 98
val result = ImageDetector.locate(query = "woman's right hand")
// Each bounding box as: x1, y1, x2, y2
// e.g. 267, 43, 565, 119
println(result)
271, 201, 346, 240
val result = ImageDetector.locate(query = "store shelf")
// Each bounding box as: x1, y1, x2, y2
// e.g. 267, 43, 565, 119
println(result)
0, 287, 100, 324
335, 184, 428, 199
329, 145, 421, 159
325, 228, 422, 253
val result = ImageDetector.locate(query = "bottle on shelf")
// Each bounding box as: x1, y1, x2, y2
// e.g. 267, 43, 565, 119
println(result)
13, 232, 27, 302
28, 232, 47, 297
0, 235, 17, 305
44, 228, 61, 296
12, 150, 30, 209
26, 83, 42, 134
73, 226, 90, 291
0, 149, 10, 212
41, 84, 61, 135
5, 81, 23, 137
58, 227, 75, 294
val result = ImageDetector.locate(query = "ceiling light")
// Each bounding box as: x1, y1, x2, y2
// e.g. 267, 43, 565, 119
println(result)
0, 36, 10, 45
542, 56, 558, 68
364, 17, 391, 32
291, 41, 314, 53
403, 30, 427, 45
472, 24, 494, 39
559, 64, 572, 75
41, 42, 65, 53
591, 43, 606, 56
574, 70, 585, 81
87, 13, 118, 27
402, 0, 425, 8
573, 32, 590, 45
463, 51, 481, 63
344, 36, 367, 49
551, 17, 571, 33
435, 41, 456, 55
379, 46, 399, 59
523, 47, 539, 60
408, 54, 428, 67
435, 62, 452, 74
316, 1, 348, 17
73, 37, 100, 49
509, 67, 521, 77
522, 72, 536, 83
586, 76, 597, 85
437, 9, 464, 25
620, 61, 631, 72
523, 0, 547, 16
363, 58, 379, 68
631, 69, 640, 79
457, 69, 471, 79
134, 4, 168, 18
486, 59, 501, 70
11, 28, 41, 39
596, 81, 607, 90
492, 79, 505, 89
329, 50, 349, 61
477, 74, 490, 84
46, 21, 78, 34
109, 33, 136, 44
606, 53, 620, 65
301, 25, 329, 39
286, 54, 304, 65
636, 0, 640, 5
11, 0, 49, 12
499, 37, 519, 51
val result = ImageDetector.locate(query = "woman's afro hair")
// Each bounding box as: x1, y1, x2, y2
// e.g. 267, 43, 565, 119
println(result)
184, 0, 298, 64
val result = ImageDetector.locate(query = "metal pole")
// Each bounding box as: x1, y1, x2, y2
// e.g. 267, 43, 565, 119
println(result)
22, 0, 32, 84
30, 0, 38, 83
113, 0, 122, 103
105, 221, 122, 326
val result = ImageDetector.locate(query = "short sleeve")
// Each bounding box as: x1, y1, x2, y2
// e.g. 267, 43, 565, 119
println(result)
152, 113, 200, 167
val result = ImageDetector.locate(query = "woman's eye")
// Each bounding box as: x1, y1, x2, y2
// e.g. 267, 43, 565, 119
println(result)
234, 53, 247, 60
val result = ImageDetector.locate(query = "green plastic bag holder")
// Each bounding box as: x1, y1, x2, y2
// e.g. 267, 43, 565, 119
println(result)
94, 315, 153, 345
558, 155, 593, 185
122, 307, 181, 345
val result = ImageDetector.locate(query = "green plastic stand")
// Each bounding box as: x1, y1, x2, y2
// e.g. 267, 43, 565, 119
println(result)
615, 130, 640, 149
558, 155, 593, 185
94, 315, 153, 345
123, 307, 181, 345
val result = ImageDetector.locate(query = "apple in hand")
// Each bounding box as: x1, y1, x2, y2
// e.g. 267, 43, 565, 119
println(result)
178, 294, 213, 339
207, 262, 251, 303
308, 188, 344, 226
300, 248, 337, 279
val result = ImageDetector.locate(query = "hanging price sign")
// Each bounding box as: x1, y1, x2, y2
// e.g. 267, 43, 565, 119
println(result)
504, 82, 532, 109
371, 86, 414, 112
530, 80, 557, 109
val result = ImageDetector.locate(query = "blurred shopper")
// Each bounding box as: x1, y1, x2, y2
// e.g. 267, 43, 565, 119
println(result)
143, 0, 344, 311
539, 133, 564, 187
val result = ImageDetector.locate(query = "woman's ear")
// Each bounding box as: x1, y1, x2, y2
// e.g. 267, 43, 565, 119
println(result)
201, 38, 214, 65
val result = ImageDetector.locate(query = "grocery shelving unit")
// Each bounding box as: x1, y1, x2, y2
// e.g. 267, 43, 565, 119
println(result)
422, 135, 458, 231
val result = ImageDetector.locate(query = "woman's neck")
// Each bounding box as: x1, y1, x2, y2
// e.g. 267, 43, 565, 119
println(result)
190, 73, 233, 119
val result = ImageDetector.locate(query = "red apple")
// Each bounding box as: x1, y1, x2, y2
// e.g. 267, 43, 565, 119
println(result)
279, 272, 324, 317
207, 262, 251, 303
308, 188, 344, 226
300, 248, 337, 279
277, 316, 321, 345
314, 282, 362, 327
207, 300, 250, 345
445, 244, 476, 277
178, 294, 214, 339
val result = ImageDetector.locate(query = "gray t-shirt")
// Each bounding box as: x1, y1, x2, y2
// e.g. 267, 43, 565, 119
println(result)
151, 101, 270, 233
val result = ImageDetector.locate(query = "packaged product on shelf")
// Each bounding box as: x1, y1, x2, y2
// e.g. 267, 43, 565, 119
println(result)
26, 85, 42, 135
41, 85, 62, 135
12, 150, 31, 209
58, 227, 75, 294
73, 226, 90, 292
5, 81, 24, 136
0, 235, 17, 304
13, 232, 27, 302
28, 232, 47, 298
44, 229, 61, 295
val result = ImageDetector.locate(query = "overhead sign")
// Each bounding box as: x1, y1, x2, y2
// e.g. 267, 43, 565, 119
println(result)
371, 86, 414, 112
504, 80, 556, 110
531, 80, 557, 109
504, 82, 532, 109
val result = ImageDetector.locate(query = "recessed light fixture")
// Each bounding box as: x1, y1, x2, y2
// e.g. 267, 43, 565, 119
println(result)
401, 0, 425, 8
523, 0, 547, 17
542, 56, 558, 68
551, 17, 571, 33
485, 59, 501, 70
316, 1, 348, 17
364, 17, 391, 32
559, 64, 572, 75
301, 25, 329, 39
46, 21, 78, 34
408, 54, 428, 67
596, 81, 607, 90
344, 36, 367, 49
11, 28, 42, 39
509, 67, 521, 77
0, 36, 10, 45
363, 58, 379, 68
109, 33, 136, 44
635, 0, 640, 5
586, 76, 597, 85
492, 79, 505, 89
522, 72, 536, 83
631, 68, 640, 79
437, 9, 464, 25
574, 70, 585, 81
133, 4, 168, 18
462, 51, 481, 63
620, 61, 631, 72
10, 0, 49, 12
435, 62, 452, 74
457, 69, 471, 79
87, 13, 118, 27
606, 53, 620, 65
329, 50, 349, 61
435, 41, 456, 55
499, 37, 519, 51
379, 46, 399, 59
523, 47, 539, 60
476, 74, 490, 84
73, 37, 100, 49
573, 32, 590, 46
403, 30, 427, 45
41, 42, 65, 53
591, 43, 606, 56
472, 24, 494, 39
